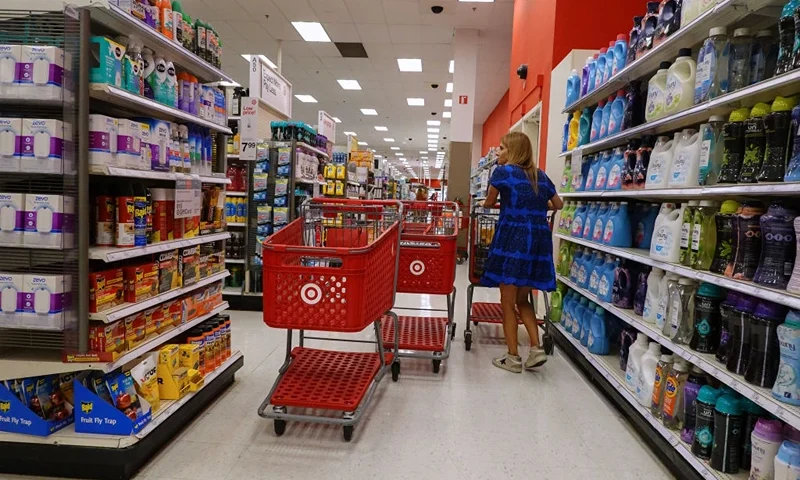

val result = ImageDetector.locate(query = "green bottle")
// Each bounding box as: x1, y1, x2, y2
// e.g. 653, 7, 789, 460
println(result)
550, 284, 567, 322
680, 201, 699, 266
171, 1, 184, 44
195, 19, 207, 60
560, 158, 572, 193
691, 200, 720, 270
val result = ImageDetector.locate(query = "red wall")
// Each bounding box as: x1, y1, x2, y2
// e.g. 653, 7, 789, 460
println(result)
482, 90, 509, 156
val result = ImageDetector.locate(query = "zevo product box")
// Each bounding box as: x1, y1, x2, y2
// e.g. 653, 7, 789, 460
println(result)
88, 268, 124, 314
20, 274, 70, 330
116, 119, 142, 170
18, 45, 66, 101
157, 249, 181, 294
123, 262, 159, 303
21, 119, 66, 174
137, 122, 152, 171
0, 272, 24, 328
0, 192, 25, 246
89, 319, 125, 355
179, 245, 200, 288
23, 194, 75, 249
88, 114, 119, 168
0, 118, 21, 172
89, 36, 124, 88
0, 45, 21, 99
149, 119, 170, 172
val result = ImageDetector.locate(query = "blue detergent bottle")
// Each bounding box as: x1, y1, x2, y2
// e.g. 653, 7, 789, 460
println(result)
562, 117, 570, 153
604, 201, 633, 247
585, 154, 601, 191
574, 297, 590, 338
566, 69, 580, 107
595, 150, 614, 190
579, 155, 592, 190
608, 89, 628, 136
606, 146, 626, 190
613, 33, 628, 75
595, 48, 608, 89
604, 41, 616, 84
581, 301, 597, 346
571, 201, 589, 237
583, 202, 600, 239
635, 203, 660, 249
577, 247, 593, 288
561, 290, 575, 329
589, 306, 610, 354
588, 53, 600, 93
587, 251, 606, 294
581, 56, 593, 97
592, 202, 611, 243
591, 101, 606, 142
579, 107, 592, 146
598, 257, 620, 303
570, 247, 586, 282
600, 95, 615, 139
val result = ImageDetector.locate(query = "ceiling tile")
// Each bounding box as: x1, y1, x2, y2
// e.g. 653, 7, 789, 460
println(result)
308, 0, 353, 23
381, 0, 420, 25
355, 24, 392, 43
344, 0, 386, 23
323, 23, 362, 43
271, 0, 317, 21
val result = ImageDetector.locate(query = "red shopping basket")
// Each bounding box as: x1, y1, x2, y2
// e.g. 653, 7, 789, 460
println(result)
397, 201, 459, 295
262, 199, 402, 333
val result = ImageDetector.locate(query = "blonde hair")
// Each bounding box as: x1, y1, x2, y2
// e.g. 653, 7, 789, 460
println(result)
501, 131, 539, 193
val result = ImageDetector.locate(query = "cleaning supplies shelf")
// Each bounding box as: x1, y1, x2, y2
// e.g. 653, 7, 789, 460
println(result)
296, 141, 329, 158
225, 191, 247, 197
560, 182, 800, 199
88, 271, 230, 323
89, 165, 231, 184
89, 84, 232, 134
557, 274, 800, 430
89, 232, 231, 262
555, 234, 800, 311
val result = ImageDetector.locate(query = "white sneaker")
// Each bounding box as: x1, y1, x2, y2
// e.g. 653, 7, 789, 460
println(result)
492, 353, 522, 373
525, 347, 548, 369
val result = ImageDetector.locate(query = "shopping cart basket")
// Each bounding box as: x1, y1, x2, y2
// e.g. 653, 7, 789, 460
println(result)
463, 203, 554, 354
380, 201, 458, 374
258, 199, 402, 441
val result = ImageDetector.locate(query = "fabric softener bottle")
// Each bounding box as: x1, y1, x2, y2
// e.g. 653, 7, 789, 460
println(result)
773, 310, 800, 405
759, 95, 799, 182
719, 107, 751, 183
710, 200, 741, 274
754, 201, 797, 289
725, 201, 766, 281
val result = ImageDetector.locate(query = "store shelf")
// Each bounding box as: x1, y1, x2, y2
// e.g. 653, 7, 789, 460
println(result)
555, 233, 800, 312
553, 322, 748, 480
227, 154, 240, 160
89, 84, 232, 134
224, 258, 245, 264
89, 232, 231, 263
228, 116, 241, 122
88, 270, 230, 323
89, 3, 233, 84
347, 180, 361, 187
89, 165, 231, 184
226, 222, 246, 227
560, 182, 800, 199
557, 274, 800, 430
562, 0, 776, 114
225, 191, 247, 197
296, 178, 318, 185
296, 142, 329, 158
222, 287, 242, 295
0, 350, 242, 448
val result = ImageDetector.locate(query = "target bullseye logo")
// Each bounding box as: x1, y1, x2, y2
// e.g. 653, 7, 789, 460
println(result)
300, 283, 323, 305
410, 260, 425, 276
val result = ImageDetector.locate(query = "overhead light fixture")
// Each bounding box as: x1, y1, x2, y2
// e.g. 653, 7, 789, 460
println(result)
428, 148, 437, 151
446, 82, 453, 93
395, 153, 404, 156
374, 126, 388, 131
391, 147, 400, 150
216, 80, 241, 87
344, 131, 357, 136
358, 141, 368, 146
384, 138, 395, 142
295, 94, 318, 103
444, 99, 452, 107
397, 58, 423, 72
361, 108, 378, 115
427, 134, 438, 139
427, 128, 440, 133
419, 150, 428, 154
337, 79, 362, 90
427, 120, 441, 126
407, 98, 425, 106
449, 60, 454, 73
333, 117, 342, 123
421, 157, 428, 160
443, 111, 452, 118
291, 21, 331, 42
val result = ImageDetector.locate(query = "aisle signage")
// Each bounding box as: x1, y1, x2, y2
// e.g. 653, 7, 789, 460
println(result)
318, 110, 336, 142
249, 57, 292, 118
175, 178, 202, 219
240, 97, 259, 143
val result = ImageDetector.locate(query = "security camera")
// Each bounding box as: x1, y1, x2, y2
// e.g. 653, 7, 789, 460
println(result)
431, 83, 439, 89
443, 136, 447, 140
408, 138, 413, 141
431, 6, 444, 14
431, 112, 438, 116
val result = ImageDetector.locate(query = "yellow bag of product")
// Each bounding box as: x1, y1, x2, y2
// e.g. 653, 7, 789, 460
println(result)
130, 352, 160, 412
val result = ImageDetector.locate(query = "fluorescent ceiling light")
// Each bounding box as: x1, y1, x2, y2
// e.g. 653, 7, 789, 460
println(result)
333, 117, 342, 123
421, 157, 428, 160
428, 128, 440, 133
358, 142, 368, 147
295, 94, 318, 103
391, 147, 400, 150
216, 80, 241, 87
397, 58, 422, 72
241, 54, 277, 69
419, 150, 428, 154
344, 131, 357, 136
446, 82, 453, 93
427, 134, 438, 139
361, 108, 378, 115
407, 98, 425, 106
444, 99, 452, 107
374, 126, 388, 131
449, 60, 454, 73
291, 22, 331, 42
337, 79, 362, 90
427, 120, 441, 126
443, 111, 452, 118
429, 148, 437, 151
395, 153, 404, 156
384, 138, 395, 142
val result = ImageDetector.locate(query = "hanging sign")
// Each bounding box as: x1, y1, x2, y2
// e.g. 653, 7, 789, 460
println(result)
248, 57, 292, 118
318, 111, 336, 142
239, 97, 259, 143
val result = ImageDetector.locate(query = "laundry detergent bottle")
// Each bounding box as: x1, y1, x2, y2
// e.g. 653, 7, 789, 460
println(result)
651, 203, 684, 263
695, 27, 730, 104
745, 300, 788, 388
566, 69, 580, 107
754, 201, 798, 289
690, 282, 725, 353
636, 342, 662, 406
646, 61, 672, 122
604, 201, 632, 247
774, 310, 800, 405
725, 201, 766, 281
759, 95, 799, 182
690, 200, 720, 270
578, 107, 592, 147
665, 48, 696, 115
588, 306, 610, 355
710, 200, 741, 274
613, 33, 628, 74
591, 101, 605, 143
587, 53, 600, 93
698, 116, 726, 185
662, 360, 690, 430
598, 256, 619, 303
582, 202, 599, 239
635, 203, 659, 249
739, 101, 771, 183
600, 95, 615, 139
680, 200, 699, 266
591, 202, 611, 243
581, 56, 593, 97
595, 150, 614, 190
594, 48, 608, 89
568, 111, 580, 151
681, 366, 709, 445
650, 352, 674, 417
668, 129, 701, 187
719, 107, 751, 183
608, 90, 627, 136
606, 146, 626, 190
646, 135, 675, 188
710, 395, 744, 473
643, 267, 665, 324
625, 334, 650, 390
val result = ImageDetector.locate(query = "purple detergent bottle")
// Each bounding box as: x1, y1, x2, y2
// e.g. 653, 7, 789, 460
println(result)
726, 294, 759, 375
681, 366, 708, 445
754, 201, 798, 289
716, 290, 742, 365
725, 202, 766, 281
744, 300, 788, 387
634, 266, 651, 316
620, 327, 638, 371
612, 259, 634, 309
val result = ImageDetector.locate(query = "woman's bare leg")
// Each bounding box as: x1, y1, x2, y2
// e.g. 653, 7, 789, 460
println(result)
517, 288, 540, 347
499, 284, 520, 356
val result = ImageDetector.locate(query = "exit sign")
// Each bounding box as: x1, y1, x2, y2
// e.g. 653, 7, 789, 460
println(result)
458, 95, 469, 105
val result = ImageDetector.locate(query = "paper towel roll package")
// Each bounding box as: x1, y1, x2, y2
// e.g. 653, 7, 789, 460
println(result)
18, 45, 65, 101
117, 118, 142, 169
0, 193, 24, 246
20, 274, 71, 330
0, 273, 24, 328
21, 119, 66, 174
89, 114, 119, 167
23, 194, 74, 249
0, 118, 21, 172
0, 45, 20, 99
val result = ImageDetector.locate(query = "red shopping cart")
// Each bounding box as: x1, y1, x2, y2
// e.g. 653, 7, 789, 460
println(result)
463, 203, 554, 354
379, 201, 459, 374
258, 199, 402, 441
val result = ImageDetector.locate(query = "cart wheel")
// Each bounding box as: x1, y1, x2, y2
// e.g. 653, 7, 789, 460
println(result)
464, 330, 472, 351
432, 359, 441, 374
543, 334, 554, 355
343, 425, 354, 442
472, 321, 479, 326
274, 420, 286, 436
391, 362, 400, 382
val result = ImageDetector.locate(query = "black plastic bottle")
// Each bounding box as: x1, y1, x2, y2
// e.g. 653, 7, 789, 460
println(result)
653, 0, 682, 47
719, 108, 751, 183
758, 96, 798, 182
628, 16, 644, 65
689, 282, 724, 354
744, 300, 787, 387
710, 200, 741, 274
637, 2, 661, 59
710, 395, 744, 473
725, 294, 758, 375
716, 291, 742, 365
725, 202, 766, 281
622, 139, 640, 190
692, 385, 720, 460
738, 102, 770, 183
634, 135, 655, 189
776, 2, 796, 75
622, 81, 644, 130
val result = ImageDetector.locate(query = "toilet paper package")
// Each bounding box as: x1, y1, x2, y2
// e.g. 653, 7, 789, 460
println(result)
0, 273, 24, 328
0, 193, 25, 246
23, 194, 75, 249
89, 114, 119, 167
89, 36, 124, 88
18, 45, 65, 101
117, 118, 142, 169
0, 45, 21, 98
20, 274, 71, 330
0, 117, 21, 172
21, 119, 65, 174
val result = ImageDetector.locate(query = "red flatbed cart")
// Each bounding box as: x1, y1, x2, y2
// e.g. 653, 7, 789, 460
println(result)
258, 199, 402, 441
380, 201, 459, 374
463, 204, 554, 354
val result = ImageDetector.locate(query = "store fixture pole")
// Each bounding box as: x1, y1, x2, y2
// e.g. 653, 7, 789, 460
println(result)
77, 7, 91, 353
277, 40, 283, 74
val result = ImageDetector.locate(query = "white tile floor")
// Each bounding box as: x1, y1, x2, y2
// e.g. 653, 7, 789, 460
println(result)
3, 265, 675, 480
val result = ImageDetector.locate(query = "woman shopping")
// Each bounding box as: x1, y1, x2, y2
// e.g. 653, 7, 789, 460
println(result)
481, 132, 562, 373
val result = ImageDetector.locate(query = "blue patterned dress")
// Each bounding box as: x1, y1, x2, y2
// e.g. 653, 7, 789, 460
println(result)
480, 165, 557, 291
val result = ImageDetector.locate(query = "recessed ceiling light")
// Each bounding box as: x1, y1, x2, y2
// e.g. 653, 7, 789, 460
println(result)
361, 108, 378, 115
397, 58, 423, 72
407, 98, 425, 106
374, 126, 388, 131
427, 128, 440, 133
419, 150, 428, 154
446, 82, 453, 93
449, 60, 454, 74
291, 22, 331, 42
391, 147, 400, 150
428, 148, 437, 151
344, 131, 357, 136
427, 134, 438, 139
358, 141, 368, 146
337, 79, 362, 90
444, 99, 452, 107
295, 94, 318, 103
384, 138, 395, 142
421, 156, 428, 159
443, 111, 452, 118
427, 120, 441, 126
395, 153, 404, 156
333, 117, 342, 123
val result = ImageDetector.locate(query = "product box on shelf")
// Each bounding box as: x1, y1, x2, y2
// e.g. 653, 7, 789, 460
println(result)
88, 37, 124, 88
0, 273, 24, 328
149, 119, 171, 172
180, 245, 200, 288
20, 119, 67, 174
89, 114, 119, 168
161, 298, 182, 328
143, 304, 169, 334
179, 343, 201, 371
0, 45, 21, 99
73, 371, 152, 435
157, 344, 191, 400
20, 274, 71, 330
117, 118, 142, 169
0, 192, 25, 246
157, 249, 181, 293
138, 122, 153, 171
123, 262, 159, 303
0, 118, 22, 172
89, 320, 125, 355
124, 311, 149, 350
23, 194, 74, 249
0, 376, 74, 436
18, 45, 66, 101
89, 268, 124, 314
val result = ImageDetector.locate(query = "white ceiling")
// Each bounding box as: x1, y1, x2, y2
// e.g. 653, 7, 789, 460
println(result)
185, 0, 513, 178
